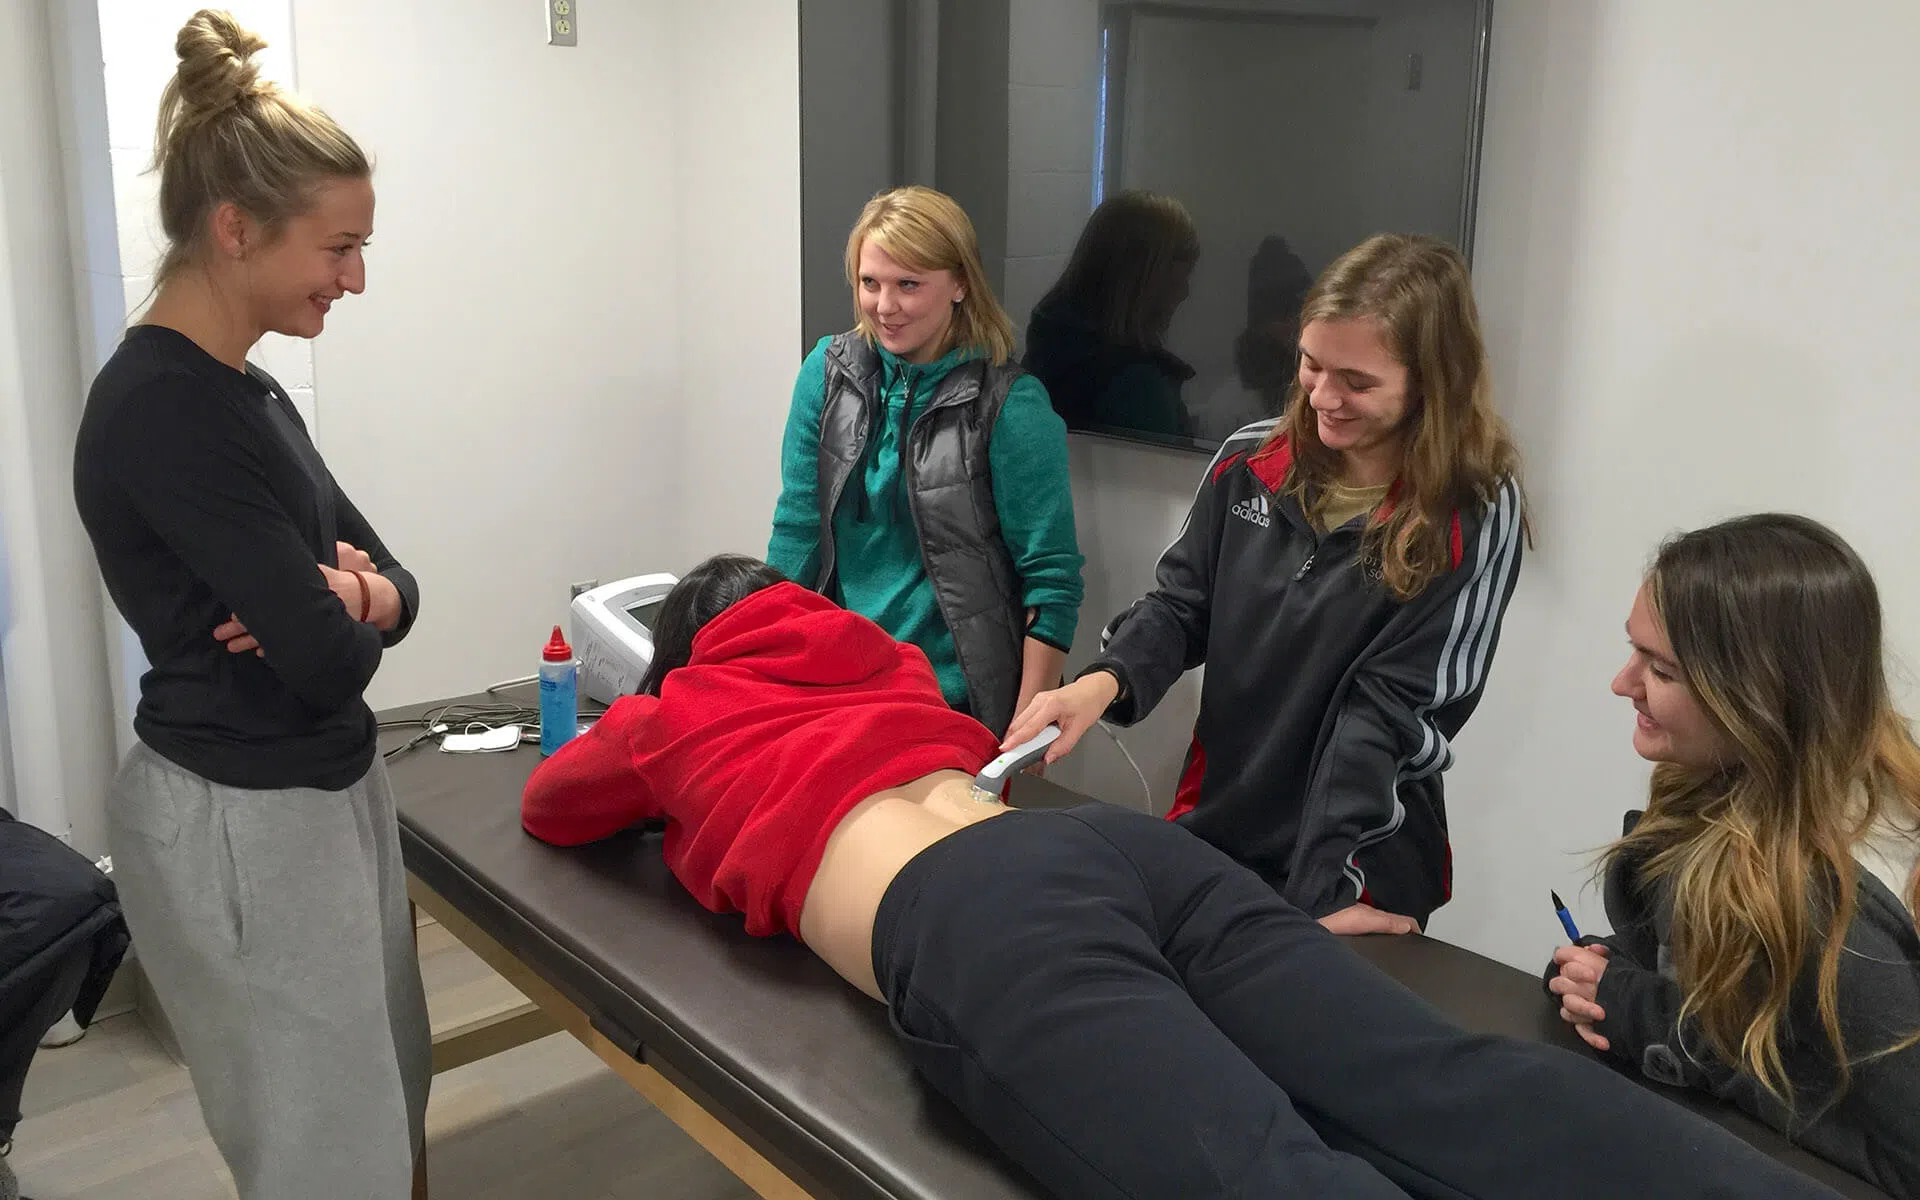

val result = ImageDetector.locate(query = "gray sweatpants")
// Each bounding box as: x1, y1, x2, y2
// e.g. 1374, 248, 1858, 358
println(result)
108, 742, 430, 1200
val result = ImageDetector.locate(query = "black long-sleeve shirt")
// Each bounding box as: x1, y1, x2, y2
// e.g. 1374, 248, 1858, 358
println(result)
74, 325, 418, 790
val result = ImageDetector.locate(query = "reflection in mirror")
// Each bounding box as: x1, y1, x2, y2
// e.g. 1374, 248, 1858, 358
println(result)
1024, 191, 1200, 441
799, 0, 1491, 452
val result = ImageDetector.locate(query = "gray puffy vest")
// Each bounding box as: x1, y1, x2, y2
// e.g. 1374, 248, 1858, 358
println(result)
811, 332, 1027, 735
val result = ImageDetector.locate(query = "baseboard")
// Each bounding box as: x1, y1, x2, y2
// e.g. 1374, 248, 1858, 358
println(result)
125, 954, 183, 1063
90, 946, 140, 1022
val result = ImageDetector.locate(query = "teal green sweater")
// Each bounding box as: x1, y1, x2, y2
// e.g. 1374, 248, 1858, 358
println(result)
767, 336, 1084, 707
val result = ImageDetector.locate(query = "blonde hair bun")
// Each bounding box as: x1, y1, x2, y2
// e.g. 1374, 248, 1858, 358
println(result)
167, 10, 272, 136
147, 8, 368, 283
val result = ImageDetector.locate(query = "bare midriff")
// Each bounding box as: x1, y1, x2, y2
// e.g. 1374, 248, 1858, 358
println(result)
798, 769, 1010, 1001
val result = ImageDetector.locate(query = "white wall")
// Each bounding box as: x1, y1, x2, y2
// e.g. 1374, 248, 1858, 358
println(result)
0, 0, 120, 851
288, 0, 800, 708
290, 0, 682, 708
672, 6, 804, 563
1429, 0, 1920, 968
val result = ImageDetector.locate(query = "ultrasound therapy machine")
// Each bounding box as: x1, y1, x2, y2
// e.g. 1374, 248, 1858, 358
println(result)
568, 573, 679, 705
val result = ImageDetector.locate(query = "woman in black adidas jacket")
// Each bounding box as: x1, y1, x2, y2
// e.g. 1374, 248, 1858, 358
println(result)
1007, 234, 1525, 930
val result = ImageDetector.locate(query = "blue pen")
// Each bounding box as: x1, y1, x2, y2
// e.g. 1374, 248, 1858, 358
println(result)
1551, 890, 1582, 941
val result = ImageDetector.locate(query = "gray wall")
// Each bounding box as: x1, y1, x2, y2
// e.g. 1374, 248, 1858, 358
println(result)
799, 0, 901, 346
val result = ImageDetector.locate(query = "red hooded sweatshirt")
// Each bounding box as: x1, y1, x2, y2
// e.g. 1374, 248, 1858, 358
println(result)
521, 582, 1003, 938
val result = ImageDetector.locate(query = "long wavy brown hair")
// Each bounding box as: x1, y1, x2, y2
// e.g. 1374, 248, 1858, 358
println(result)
1608, 514, 1920, 1105
1264, 234, 1524, 599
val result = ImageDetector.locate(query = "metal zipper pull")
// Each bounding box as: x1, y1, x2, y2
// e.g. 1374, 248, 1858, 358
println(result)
1292, 552, 1316, 582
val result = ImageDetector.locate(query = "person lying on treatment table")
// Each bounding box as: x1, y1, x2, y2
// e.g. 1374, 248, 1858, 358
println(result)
522, 554, 1845, 1200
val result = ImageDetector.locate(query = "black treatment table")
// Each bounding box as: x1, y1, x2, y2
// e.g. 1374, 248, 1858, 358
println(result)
384, 694, 1889, 1200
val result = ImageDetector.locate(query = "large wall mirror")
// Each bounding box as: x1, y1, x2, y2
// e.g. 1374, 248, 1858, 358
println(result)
801, 0, 1492, 453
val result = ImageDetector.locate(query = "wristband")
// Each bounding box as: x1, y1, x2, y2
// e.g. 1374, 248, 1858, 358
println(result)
353, 570, 371, 623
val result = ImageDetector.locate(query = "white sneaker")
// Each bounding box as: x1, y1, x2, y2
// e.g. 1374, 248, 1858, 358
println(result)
37, 1013, 84, 1049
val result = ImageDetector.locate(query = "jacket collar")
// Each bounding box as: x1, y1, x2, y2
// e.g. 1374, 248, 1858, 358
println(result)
876, 340, 980, 394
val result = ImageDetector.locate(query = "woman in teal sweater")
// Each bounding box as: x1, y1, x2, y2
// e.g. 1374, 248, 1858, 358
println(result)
768, 187, 1083, 736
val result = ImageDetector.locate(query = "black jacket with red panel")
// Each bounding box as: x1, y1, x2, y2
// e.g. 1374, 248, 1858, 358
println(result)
1083, 422, 1524, 922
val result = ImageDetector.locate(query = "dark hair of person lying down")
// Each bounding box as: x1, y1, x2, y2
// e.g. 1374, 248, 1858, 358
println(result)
637, 554, 788, 697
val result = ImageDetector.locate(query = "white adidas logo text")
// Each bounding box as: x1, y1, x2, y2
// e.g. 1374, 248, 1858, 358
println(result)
1230, 493, 1272, 528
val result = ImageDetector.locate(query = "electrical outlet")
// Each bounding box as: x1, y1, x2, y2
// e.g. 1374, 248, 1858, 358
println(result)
569, 579, 599, 599
546, 0, 577, 46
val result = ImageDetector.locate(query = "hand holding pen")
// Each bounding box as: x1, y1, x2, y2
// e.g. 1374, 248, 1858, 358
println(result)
1548, 890, 1612, 1052
1552, 890, 1580, 941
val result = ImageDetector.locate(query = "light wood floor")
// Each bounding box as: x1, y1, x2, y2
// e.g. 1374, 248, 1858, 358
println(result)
9, 918, 758, 1199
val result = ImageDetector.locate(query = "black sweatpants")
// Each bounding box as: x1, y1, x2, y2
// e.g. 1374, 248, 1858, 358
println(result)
872, 803, 1841, 1200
